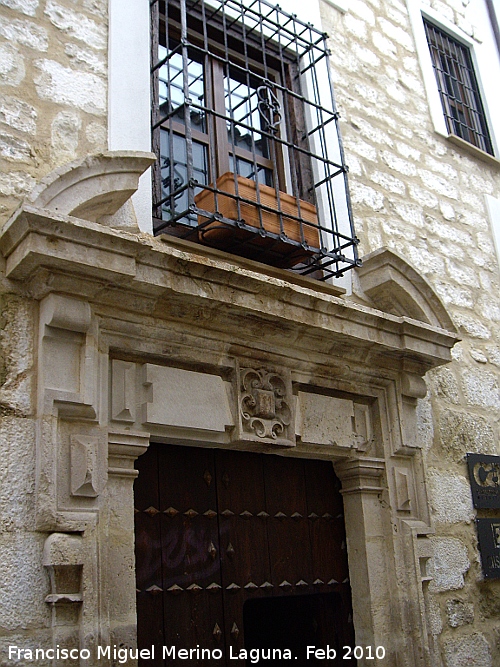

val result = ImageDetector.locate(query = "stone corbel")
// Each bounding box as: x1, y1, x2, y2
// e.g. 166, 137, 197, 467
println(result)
43, 533, 84, 635
396, 371, 428, 455
38, 293, 98, 419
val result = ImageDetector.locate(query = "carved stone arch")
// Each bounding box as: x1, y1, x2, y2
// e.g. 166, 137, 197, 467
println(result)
27, 151, 155, 222
356, 247, 457, 332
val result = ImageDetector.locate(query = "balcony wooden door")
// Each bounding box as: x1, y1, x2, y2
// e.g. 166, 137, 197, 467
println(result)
135, 444, 354, 665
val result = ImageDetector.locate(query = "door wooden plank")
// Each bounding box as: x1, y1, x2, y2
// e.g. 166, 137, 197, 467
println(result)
158, 445, 220, 587
135, 445, 165, 663
263, 456, 314, 592
157, 445, 225, 665
215, 449, 272, 658
304, 460, 348, 585
304, 459, 356, 650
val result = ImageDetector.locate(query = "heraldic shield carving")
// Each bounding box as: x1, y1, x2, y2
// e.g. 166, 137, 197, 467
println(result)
236, 365, 295, 447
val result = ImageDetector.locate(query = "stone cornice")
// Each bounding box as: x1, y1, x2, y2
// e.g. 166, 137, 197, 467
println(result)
0, 206, 459, 372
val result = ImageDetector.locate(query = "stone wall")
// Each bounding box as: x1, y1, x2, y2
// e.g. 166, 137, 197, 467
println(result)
321, 0, 500, 663
0, 0, 108, 222
0, 0, 108, 660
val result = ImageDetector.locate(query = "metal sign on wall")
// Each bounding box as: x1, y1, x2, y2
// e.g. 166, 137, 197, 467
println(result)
476, 519, 500, 579
467, 454, 500, 509
467, 454, 500, 579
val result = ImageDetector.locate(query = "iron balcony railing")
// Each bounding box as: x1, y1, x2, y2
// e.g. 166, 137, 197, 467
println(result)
151, 0, 360, 280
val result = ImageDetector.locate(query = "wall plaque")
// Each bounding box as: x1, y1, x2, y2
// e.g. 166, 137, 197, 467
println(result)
476, 519, 500, 579
467, 454, 500, 509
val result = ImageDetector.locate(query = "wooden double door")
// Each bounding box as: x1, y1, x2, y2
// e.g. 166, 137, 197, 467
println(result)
134, 444, 355, 665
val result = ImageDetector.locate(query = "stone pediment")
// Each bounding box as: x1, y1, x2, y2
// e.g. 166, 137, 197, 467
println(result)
26, 151, 155, 223
356, 247, 457, 332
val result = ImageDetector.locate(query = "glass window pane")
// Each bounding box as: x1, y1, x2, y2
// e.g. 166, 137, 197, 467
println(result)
159, 45, 206, 131
229, 155, 273, 187
160, 130, 208, 222
224, 72, 270, 160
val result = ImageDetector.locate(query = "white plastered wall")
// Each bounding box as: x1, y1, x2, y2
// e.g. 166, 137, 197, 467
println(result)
108, 0, 152, 232
486, 194, 500, 273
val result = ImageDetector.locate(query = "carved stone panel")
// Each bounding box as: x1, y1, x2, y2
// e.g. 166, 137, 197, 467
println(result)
297, 392, 373, 451
393, 466, 413, 512
38, 293, 98, 420
235, 364, 294, 447
353, 403, 373, 451
297, 392, 354, 448
111, 360, 136, 423
70, 435, 103, 497
141, 363, 234, 433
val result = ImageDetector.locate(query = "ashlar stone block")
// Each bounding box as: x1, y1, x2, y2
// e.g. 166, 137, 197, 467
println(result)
297, 391, 363, 449
427, 469, 474, 524
44, 0, 107, 50
429, 367, 460, 404
0, 42, 25, 87
462, 368, 500, 410
33, 60, 106, 116
51, 110, 81, 163
439, 409, 496, 461
0, 131, 32, 162
428, 537, 470, 592
443, 633, 492, 667
0, 17, 48, 51
0, 531, 50, 631
446, 598, 474, 627
0, 170, 35, 197
0, 93, 37, 134
142, 363, 234, 433
0, 0, 38, 15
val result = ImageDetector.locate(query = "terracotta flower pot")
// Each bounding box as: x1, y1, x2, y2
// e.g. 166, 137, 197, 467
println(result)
195, 172, 320, 268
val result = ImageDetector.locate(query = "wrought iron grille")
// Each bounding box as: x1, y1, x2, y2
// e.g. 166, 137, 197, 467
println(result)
424, 20, 493, 155
151, 0, 359, 280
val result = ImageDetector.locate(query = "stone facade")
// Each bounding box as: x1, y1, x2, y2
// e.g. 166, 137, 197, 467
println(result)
0, 1, 499, 667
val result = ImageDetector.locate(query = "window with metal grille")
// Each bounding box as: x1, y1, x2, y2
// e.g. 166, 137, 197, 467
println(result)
424, 19, 493, 155
150, 0, 359, 280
